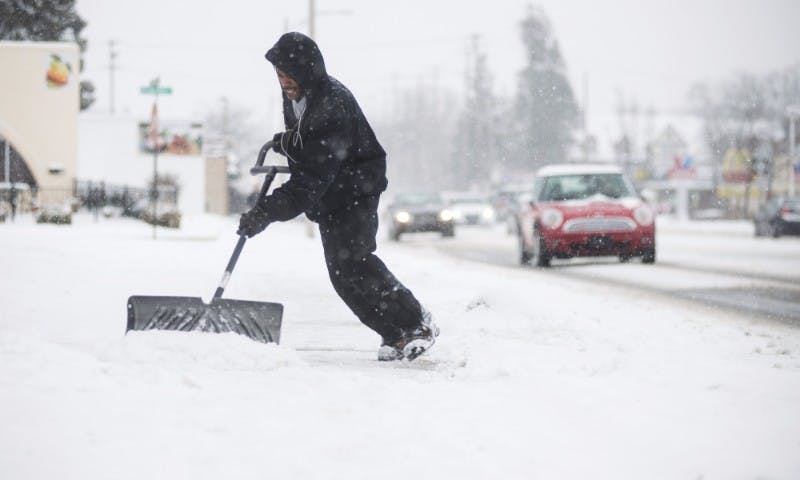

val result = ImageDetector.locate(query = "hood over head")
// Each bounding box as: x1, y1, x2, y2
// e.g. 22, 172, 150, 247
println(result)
265, 32, 327, 95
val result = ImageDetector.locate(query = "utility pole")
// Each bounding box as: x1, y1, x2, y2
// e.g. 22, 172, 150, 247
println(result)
109, 40, 117, 114
221, 96, 231, 157
582, 72, 589, 133
150, 99, 160, 239
3, 137, 9, 183
789, 115, 795, 197
140, 78, 173, 239
309, 0, 316, 38
788, 106, 798, 197
284, 2, 350, 38
582, 72, 589, 161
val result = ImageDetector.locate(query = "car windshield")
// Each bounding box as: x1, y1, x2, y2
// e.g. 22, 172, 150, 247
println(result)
537, 173, 637, 201
784, 199, 800, 210
450, 197, 487, 205
393, 193, 443, 206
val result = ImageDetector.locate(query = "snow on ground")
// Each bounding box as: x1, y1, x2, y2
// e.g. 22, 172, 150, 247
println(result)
1, 213, 800, 479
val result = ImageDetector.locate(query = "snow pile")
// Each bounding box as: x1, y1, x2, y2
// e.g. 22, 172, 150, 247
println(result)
1, 213, 799, 480
104, 331, 303, 372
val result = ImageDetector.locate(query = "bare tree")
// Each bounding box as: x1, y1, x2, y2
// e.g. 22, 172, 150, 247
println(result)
450, 35, 501, 190
689, 64, 800, 216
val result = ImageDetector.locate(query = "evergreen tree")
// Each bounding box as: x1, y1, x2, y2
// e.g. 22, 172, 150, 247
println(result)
0, 0, 95, 110
511, 5, 578, 169
451, 35, 499, 190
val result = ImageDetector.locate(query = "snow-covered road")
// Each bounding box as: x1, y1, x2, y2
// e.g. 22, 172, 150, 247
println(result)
1, 214, 799, 479
421, 218, 800, 324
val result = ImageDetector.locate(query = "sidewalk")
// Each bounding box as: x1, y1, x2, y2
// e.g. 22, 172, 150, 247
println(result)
656, 215, 753, 237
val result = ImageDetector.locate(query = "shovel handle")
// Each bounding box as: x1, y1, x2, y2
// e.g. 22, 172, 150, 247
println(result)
213, 140, 283, 300
250, 165, 291, 174
214, 235, 248, 299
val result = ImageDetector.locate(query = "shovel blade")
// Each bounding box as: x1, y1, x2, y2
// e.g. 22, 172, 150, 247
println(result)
126, 295, 283, 344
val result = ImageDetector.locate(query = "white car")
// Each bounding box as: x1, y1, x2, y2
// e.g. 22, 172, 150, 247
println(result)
447, 195, 496, 226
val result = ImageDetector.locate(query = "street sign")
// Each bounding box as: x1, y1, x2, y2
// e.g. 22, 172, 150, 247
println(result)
140, 85, 172, 95
139, 77, 172, 239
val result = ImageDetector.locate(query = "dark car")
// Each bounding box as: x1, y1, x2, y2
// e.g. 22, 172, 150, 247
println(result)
386, 192, 455, 241
754, 197, 800, 237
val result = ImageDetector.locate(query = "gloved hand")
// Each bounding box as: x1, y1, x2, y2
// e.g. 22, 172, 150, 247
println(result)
272, 132, 284, 153
237, 204, 271, 238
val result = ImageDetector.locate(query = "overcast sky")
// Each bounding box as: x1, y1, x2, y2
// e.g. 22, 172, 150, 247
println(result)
76, 0, 800, 151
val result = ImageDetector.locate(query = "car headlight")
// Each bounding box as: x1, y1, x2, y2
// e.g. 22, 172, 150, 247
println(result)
633, 205, 654, 226
481, 207, 495, 220
395, 211, 412, 223
539, 208, 564, 230
439, 209, 454, 222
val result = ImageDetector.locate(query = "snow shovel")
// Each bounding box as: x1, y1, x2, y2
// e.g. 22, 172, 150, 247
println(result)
126, 140, 290, 344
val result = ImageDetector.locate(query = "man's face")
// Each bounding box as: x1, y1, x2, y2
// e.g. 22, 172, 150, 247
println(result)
276, 68, 302, 100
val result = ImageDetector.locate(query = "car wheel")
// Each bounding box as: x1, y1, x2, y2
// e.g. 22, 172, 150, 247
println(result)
642, 248, 656, 264
390, 230, 401, 241
508, 220, 519, 235
771, 222, 782, 238
442, 227, 455, 238
754, 222, 772, 237
531, 226, 551, 268
619, 254, 632, 263
518, 232, 532, 265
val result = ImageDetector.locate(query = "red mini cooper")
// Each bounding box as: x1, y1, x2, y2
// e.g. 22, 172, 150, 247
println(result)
517, 164, 656, 267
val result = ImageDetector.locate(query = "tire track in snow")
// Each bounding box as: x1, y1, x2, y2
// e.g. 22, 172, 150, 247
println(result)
408, 229, 800, 327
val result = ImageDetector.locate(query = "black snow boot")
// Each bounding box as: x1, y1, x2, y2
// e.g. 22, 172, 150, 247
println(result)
377, 311, 440, 362
401, 315, 439, 361
377, 337, 405, 361
402, 310, 441, 361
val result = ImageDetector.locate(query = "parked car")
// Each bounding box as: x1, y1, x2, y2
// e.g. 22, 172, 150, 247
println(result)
491, 186, 531, 228
141, 204, 181, 229
754, 197, 800, 237
503, 190, 534, 235
447, 193, 496, 226
125, 198, 181, 228
126, 197, 150, 219
386, 192, 455, 241
36, 204, 73, 225
517, 163, 656, 267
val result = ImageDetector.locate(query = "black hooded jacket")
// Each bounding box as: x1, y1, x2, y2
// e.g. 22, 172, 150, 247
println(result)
260, 32, 388, 223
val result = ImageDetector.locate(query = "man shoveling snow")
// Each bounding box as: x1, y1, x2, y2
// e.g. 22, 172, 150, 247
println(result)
237, 32, 439, 361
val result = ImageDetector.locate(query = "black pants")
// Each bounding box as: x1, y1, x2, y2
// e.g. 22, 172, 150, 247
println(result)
317, 195, 423, 341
